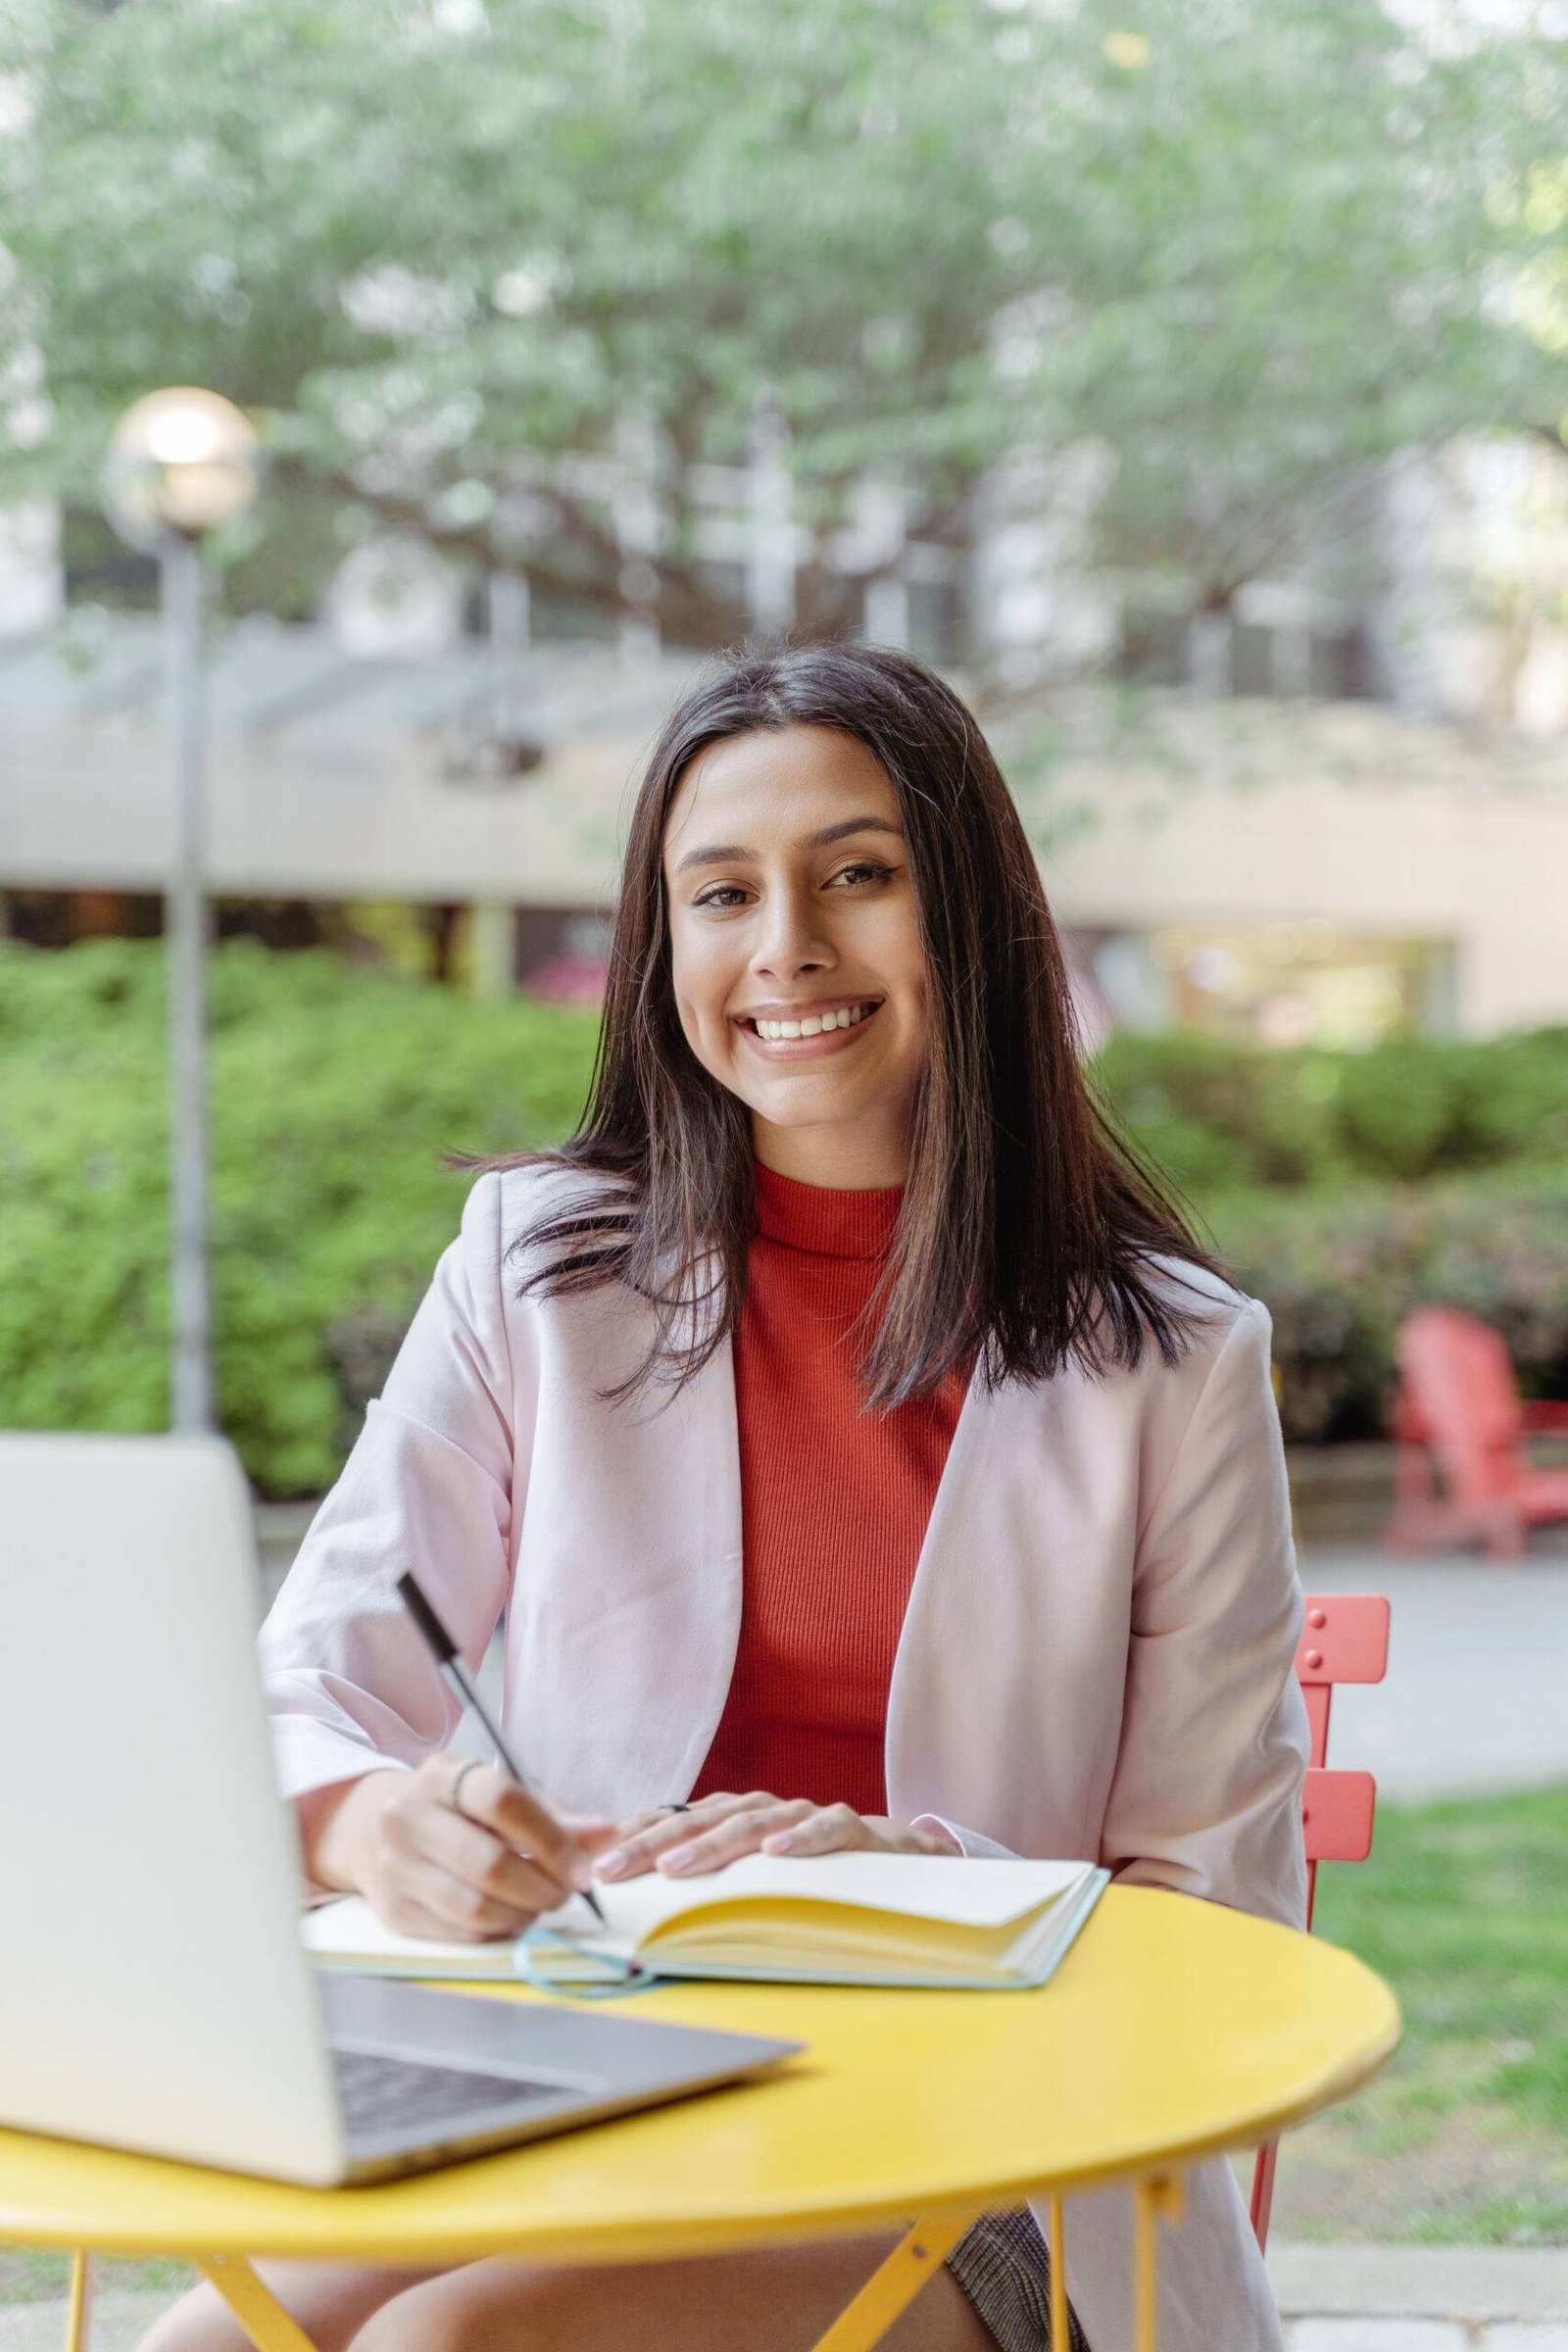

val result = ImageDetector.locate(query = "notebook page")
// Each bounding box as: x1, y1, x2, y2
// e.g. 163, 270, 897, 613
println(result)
304, 1856, 1100, 1975
645, 1898, 1038, 1976
557, 1852, 1097, 1947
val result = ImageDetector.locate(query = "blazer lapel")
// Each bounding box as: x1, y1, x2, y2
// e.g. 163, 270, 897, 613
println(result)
885, 1361, 1134, 1856
505, 1316, 743, 1819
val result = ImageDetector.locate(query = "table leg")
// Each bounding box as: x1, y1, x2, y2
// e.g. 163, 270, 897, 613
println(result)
807, 2204, 989, 2352
1046, 2194, 1069, 2352
194, 2256, 321, 2352
63, 2253, 92, 2352
1133, 2174, 1185, 2352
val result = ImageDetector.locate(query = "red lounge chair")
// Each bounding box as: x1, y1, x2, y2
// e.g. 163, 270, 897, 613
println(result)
1250, 1592, 1390, 2251
1385, 1306, 1568, 1560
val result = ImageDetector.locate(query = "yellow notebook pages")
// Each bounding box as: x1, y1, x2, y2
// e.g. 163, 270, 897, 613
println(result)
302, 1852, 1109, 1990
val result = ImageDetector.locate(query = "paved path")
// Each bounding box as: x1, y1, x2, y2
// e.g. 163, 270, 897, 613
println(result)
6, 2246, 1568, 2348
1270, 2243, 1568, 2331
1297, 1539, 1568, 1801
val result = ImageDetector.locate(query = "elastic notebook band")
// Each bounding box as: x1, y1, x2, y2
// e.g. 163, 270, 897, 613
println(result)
513, 1920, 652, 2000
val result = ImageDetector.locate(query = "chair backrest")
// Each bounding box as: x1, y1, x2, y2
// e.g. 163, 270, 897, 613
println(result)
1252, 1588, 1390, 2247
1295, 1592, 1388, 1929
1396, 1306, 1525, 1504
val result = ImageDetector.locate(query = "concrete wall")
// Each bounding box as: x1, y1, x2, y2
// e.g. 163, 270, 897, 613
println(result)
1044, 735, 1568, 1037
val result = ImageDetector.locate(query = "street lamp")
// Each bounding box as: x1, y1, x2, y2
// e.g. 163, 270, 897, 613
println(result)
103, 388, 262, 1433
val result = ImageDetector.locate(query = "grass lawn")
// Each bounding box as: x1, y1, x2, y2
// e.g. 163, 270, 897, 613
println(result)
1260, 1781, 1568, 2243
4, 1785, 1565, 2310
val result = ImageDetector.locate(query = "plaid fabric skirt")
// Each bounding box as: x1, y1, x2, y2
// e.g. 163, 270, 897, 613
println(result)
946, 2207, 1091, 2352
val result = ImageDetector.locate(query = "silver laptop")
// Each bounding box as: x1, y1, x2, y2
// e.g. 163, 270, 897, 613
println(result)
0, 1431, 799, 2184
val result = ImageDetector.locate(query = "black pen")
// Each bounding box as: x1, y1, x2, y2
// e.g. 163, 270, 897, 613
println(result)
397, 1570, 609, 1927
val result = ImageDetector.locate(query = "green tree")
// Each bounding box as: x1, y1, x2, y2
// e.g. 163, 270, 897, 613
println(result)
0, 0, 1557, 643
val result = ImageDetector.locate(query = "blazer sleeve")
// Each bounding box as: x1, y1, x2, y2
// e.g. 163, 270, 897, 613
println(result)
258, 1172, 527, 1804
1099, 1296, 1309, 1926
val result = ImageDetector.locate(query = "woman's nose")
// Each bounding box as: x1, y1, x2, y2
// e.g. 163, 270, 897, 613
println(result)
753, 886, 830, 975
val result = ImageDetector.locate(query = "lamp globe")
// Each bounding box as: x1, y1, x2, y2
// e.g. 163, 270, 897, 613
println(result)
103, 386, 262, 548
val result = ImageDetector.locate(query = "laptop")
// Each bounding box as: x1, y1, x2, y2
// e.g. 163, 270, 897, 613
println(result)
0, 1431, 800, 2185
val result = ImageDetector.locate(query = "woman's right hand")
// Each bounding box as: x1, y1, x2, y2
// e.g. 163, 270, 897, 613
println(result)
300, 1757, 618, 1941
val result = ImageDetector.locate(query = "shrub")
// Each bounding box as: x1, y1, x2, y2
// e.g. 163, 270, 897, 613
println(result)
4, 939, 1565, 1488
1207, 1175, 1568, 1441
1093, 1031, 1348, 1190
1093, 1026, 1568, 1191
0, 940, 599, 1494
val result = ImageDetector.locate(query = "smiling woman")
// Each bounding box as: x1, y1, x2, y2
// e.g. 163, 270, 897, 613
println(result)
190, 643, 1311, 2352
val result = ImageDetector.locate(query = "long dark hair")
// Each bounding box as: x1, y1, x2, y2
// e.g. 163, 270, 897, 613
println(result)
490, 641, 1221, 1410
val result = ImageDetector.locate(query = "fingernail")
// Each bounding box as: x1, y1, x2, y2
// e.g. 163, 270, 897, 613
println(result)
761, 1832, 795, 1853
659, 1843, 695, 1871
596, 1849, 628, 1880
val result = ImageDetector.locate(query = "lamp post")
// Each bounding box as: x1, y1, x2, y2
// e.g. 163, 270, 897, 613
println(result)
102, 388, 262, 1433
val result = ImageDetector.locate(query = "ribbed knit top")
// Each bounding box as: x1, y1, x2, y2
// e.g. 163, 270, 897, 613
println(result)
689, 1160, 970, 1817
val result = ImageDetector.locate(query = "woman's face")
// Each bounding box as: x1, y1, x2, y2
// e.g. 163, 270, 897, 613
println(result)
662, 723, 929, 1187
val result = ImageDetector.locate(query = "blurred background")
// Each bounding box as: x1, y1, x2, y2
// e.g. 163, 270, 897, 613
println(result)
2, 0, 1567, 2288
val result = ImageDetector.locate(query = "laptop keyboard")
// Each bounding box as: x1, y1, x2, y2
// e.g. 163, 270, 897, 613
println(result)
331, 2045, 566, 2140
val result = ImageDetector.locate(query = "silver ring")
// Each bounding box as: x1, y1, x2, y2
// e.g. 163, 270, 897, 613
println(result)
447, 1757, 485, 1816
657, 1801, 692, 1814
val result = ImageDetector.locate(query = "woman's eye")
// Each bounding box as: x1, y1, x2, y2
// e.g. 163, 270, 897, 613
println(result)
691, 860, 888, 903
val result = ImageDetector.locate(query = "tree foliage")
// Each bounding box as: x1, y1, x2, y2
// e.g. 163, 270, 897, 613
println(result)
1, 0, 1561, 636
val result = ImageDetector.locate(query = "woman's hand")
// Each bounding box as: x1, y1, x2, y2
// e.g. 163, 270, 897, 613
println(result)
301, 1757, 619, 1941
593, 1789, 961, 1882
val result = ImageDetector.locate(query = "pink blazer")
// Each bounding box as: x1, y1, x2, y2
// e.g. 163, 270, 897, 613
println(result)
262, 1165, 1308, 2352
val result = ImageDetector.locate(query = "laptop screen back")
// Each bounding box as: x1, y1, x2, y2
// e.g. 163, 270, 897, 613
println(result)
0, 1432, 346, 2182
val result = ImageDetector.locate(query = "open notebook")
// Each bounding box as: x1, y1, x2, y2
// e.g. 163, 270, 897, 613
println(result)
303, 1853, 1109, 1990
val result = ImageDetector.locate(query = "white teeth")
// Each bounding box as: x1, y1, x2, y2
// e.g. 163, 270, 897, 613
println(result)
752, 1002, 875, 1041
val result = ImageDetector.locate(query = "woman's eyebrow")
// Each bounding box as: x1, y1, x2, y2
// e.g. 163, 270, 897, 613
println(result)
673, 815, 903, 875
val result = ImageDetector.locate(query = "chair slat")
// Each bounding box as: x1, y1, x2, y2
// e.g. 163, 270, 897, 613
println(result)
1301, 1767, 1377, 1864
1296, 1594, 1390, 1686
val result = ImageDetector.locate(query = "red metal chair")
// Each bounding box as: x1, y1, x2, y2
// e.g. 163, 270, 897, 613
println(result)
1386, 1305, 1568, 1560
1250, 1591, 1390, 2251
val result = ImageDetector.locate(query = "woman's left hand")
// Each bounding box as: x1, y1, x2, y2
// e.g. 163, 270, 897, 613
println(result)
593, 1788, 960, 1881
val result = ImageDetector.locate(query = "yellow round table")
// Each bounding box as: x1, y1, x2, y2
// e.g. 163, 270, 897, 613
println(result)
0, 1888, 1398, 2352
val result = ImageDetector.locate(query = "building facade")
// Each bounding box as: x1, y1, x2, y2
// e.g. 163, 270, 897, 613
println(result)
4, 430, 1567, 1041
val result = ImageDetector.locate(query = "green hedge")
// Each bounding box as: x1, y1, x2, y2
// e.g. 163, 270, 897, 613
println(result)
3, 940, 1565, 1489
1207, 1175, 1568, 1442
1093, 1028, 1568, 1192
0, 940, 598, 1494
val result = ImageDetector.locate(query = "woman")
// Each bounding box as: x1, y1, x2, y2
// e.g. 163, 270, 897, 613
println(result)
145, 642, 1306, 2352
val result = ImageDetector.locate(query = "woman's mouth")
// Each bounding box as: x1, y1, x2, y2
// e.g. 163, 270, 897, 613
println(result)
735, 999, 884, 1056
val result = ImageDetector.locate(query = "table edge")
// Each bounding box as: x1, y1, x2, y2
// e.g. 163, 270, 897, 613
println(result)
0, 2002, 1401, 2265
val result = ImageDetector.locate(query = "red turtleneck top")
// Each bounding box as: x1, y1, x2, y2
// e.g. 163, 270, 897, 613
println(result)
689, 1161, 970, 1818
